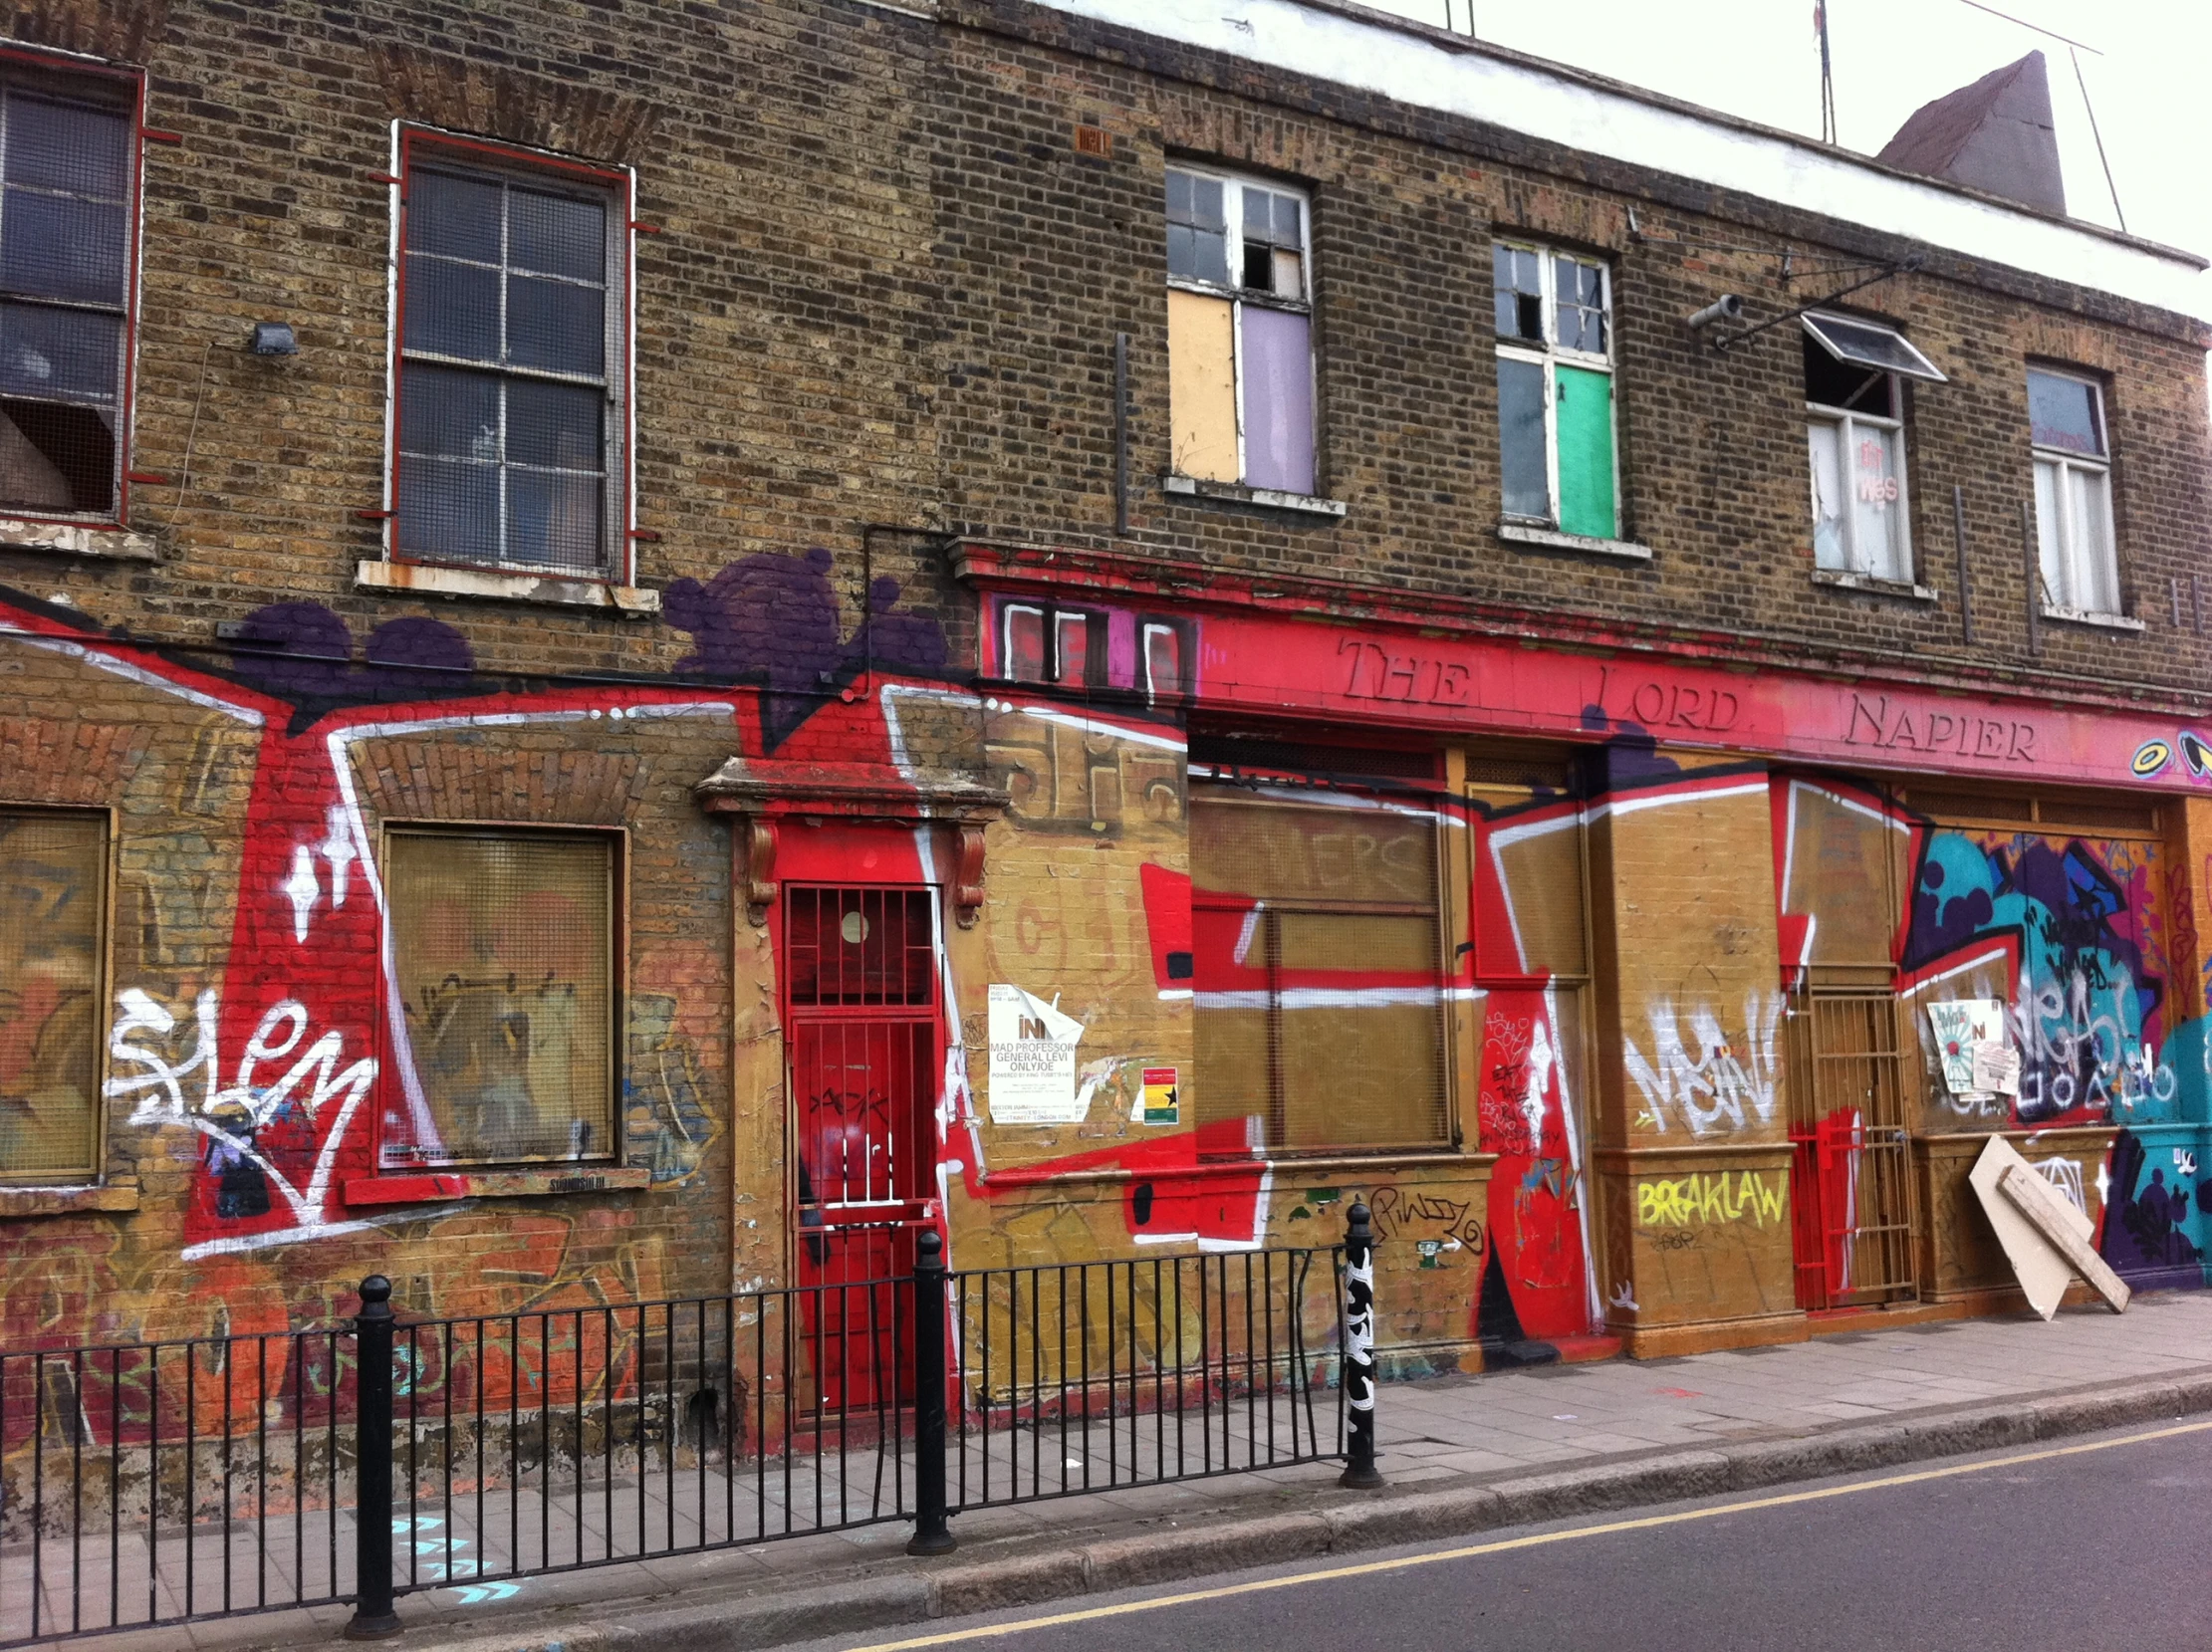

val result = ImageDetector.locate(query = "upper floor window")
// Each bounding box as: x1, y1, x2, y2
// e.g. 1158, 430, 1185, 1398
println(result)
1492, 242, 1615, 540
1803, 313, 1942, 585
0, 808, 108, 1184
0, 73, 136, 521
1164, 164, 1315, 497
393, 134, 629, 579
2028, 367, 2118, 615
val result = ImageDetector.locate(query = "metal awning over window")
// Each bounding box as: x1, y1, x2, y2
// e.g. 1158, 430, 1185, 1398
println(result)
1803, 312, 1947, 382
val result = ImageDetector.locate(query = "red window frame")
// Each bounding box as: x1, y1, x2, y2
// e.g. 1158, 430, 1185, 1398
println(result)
0, 45, 147, 529
384, 125, 636, 584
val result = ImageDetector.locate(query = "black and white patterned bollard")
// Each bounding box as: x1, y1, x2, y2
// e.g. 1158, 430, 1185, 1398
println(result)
1341, 1202, 1383, 1489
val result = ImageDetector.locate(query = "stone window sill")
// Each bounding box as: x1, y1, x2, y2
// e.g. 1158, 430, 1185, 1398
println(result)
0, 516, 156, 562
357, 559, 660, 616
1812, 567, 1937, 602
344, 1166, 653, 1208
1497, 521, 1652, 562
0, 1184, 139, 1218
2041, 602, 2144, 632
1161, 474, 1348, 519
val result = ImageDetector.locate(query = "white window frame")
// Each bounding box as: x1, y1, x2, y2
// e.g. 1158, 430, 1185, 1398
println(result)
2029, 366, 2121, 617
1492, 240, 1616, 532
1806, 399, 1911, 581
1163, 162, 1314, 489
381, 122, 638, 585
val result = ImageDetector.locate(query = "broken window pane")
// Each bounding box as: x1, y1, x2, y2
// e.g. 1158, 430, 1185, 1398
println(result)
2028, 368, 2103, 457
1493, 243, 1543, 342
1804, 334, 1891, 415
1496, 354, 1549, 520
1240, 187, 1305, 296
1553, 256, 1606, 354
1808, 419, 1846, 570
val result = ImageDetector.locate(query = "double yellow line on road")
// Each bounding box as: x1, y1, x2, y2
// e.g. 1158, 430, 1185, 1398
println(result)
846, 1418, 2212, 1650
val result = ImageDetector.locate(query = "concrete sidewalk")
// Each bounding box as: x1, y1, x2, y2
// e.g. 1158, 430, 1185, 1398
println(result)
78, 1293, 2212, 1651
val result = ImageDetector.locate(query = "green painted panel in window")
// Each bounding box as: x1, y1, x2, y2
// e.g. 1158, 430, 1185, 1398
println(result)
1555, 363, 1615, 540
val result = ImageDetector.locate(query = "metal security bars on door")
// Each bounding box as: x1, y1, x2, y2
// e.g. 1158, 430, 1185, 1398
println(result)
0, 1217, 1366, 1645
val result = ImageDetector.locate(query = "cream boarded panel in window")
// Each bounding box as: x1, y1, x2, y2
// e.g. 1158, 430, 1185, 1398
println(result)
1274, 910, 1447, 1148
0, 811, 105, 1180
1167, 288, 1239, 484
1190, 793, 1436, 907
386, 830, 614, 1168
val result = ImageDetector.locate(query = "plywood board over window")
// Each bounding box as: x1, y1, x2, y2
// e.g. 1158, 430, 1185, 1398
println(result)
382, 827, 617, 1169
1189, 787, 1448, 1153
0, 809, 107, 1183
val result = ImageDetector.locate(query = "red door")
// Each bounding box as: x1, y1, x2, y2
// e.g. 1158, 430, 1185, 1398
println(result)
785, 885, 937, 1413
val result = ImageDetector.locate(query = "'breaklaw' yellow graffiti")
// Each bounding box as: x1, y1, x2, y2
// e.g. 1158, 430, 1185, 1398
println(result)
1636, 1171, 1788, 1229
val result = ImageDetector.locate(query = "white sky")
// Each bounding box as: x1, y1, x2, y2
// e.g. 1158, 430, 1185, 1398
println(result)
1359, 0, 2212, 309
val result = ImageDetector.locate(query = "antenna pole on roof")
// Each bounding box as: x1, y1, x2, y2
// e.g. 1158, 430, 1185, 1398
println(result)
2070, 47, 2126, 232
1815, 0, 1839, 144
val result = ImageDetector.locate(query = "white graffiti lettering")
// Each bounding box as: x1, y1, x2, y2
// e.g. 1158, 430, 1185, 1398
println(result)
1621, 993, 1783, 1136
104, 988, 377, 1246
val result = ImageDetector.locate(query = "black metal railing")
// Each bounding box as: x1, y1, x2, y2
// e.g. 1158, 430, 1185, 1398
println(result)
0, 1205, 1378, 1645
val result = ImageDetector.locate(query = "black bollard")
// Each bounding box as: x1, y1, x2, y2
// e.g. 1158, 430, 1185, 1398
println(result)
344, 1275, 402, 1639
906, 1230, 957, 1554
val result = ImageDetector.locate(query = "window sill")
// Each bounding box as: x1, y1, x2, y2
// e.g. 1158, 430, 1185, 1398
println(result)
0, 517, 157, 562
1497, 521, 1652, 562
356, 559, 660, 616
1161, 474, 1348, 519
344, 1166, 653, 1208
2041, 602, 2144, 632
1812, 567, 1937, 602
0, 1184, 139, 1218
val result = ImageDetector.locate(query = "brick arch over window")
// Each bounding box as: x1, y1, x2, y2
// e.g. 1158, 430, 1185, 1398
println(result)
367, 43, 658, 165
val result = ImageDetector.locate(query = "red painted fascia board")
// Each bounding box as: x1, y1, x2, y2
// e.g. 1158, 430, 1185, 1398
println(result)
950, 539, 2212, 725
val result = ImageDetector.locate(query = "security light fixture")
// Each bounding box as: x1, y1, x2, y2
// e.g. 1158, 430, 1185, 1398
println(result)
249, 322, 298, 356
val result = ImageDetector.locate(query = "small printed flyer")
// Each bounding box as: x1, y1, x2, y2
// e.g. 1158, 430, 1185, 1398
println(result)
986, 984, 1087, 1124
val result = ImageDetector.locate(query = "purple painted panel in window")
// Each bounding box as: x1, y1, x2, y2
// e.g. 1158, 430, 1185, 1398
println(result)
1239, 307, 1314, 495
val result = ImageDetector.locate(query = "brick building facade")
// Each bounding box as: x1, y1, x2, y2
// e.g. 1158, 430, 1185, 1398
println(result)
3, 0, 2211, 1381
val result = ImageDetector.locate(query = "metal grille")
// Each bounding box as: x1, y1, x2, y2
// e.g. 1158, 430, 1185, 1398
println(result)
0, 88, 130, 516
785, 886, 938, 1413
1190, 791, 1449, 1151
396, 162, 613, 576
383, 830, 614, 1169
0, 811, 105, 1181
785, 887, 935, 1010
1787, 991, 1920, 1310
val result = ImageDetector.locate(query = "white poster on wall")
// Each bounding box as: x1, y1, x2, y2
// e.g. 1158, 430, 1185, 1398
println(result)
987, 985, 1088, 1124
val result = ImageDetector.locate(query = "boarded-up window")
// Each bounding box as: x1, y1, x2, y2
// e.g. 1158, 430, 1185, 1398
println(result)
1166, 166, 1315, 495
1189, 789, 1447, 1151
0, 810, 106, 1181
383, 829, 615, 1168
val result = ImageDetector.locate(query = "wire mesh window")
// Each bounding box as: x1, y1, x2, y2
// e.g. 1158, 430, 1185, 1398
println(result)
0, 81, 134, 518
1189, 790, 1449, 1152
395, 146, 622, 577
785, 887, 936, 1010
382, 829, 616, 1169
0, 809, 107, 1181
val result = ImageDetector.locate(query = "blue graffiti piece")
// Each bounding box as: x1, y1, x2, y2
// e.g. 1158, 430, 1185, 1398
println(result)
1906, 829, 2166, 1125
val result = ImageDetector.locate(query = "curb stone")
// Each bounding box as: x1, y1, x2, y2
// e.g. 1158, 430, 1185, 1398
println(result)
333, 1369, 2212, 1652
